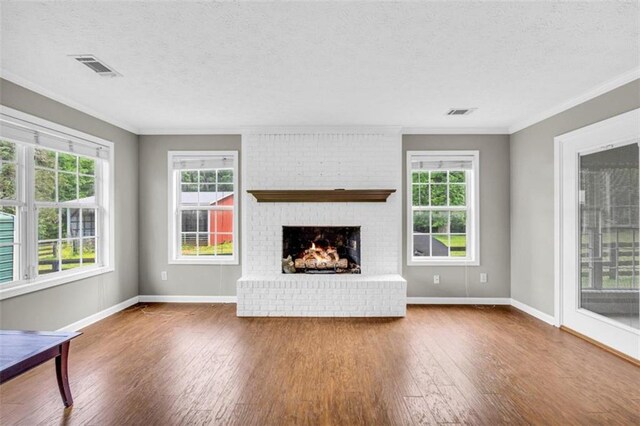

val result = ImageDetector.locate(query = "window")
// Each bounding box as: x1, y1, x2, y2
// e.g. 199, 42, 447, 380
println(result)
0, 108, 114, 298
407, 151, 479, 265
169, 151, 238, 264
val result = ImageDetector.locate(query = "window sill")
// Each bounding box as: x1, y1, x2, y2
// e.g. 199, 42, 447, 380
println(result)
169, 258, 239, 266
408, 259, 479, 267
0, 266, 114, 301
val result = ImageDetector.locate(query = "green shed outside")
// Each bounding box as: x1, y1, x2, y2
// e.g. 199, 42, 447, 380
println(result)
0, 212, 15, 283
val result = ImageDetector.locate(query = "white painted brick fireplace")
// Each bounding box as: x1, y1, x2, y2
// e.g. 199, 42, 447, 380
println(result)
237, 130, 406, 317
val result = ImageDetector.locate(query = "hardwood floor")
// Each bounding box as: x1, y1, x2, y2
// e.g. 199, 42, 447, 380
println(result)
1, 303, 639, 425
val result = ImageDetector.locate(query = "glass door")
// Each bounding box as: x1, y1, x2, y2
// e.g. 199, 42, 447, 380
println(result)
579, 144, 639, 330
558, 109, 640, 360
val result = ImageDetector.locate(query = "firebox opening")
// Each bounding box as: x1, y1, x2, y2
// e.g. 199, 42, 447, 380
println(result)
282, 226, 361, 274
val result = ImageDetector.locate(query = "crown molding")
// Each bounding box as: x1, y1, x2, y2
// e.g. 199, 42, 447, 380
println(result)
509, 67, 640, 134
0, 70, 140, 134
402, 127, 509, 135
141, 125, 404, 135
140, 125, 507, 135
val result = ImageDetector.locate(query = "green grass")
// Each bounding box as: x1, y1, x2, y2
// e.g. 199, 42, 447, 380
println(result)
434, 235, 467, 257
181, 241, 233, 256
38, 242, 95, 273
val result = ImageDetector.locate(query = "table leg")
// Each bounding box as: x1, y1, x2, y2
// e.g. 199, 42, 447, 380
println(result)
55, 342, 73, 407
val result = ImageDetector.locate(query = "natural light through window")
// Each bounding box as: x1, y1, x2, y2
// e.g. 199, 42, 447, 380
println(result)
0, 111, 114, 297
169, 151, 238, 264
407, 151, 479, 265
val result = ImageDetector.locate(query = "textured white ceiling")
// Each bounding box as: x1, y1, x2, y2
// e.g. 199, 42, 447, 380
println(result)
1, 1, 638, 133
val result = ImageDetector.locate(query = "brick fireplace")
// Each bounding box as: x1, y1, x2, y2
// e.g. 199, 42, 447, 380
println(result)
237, 130, 407, 317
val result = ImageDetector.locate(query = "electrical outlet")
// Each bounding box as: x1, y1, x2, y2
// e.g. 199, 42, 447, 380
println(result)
161, 271, 168, 281
433, 275, 440, 284
480, 273, 488, 283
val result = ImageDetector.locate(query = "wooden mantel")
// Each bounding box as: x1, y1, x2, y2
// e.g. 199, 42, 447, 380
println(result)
247, 189, 396, 203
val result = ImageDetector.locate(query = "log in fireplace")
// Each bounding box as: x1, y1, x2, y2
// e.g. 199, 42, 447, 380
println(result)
282, 226, 361, 274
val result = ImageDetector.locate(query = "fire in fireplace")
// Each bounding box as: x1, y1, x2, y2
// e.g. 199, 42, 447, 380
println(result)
282, 226, 361, 274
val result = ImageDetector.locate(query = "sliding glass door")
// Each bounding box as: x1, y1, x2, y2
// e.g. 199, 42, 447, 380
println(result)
579, 144, 639, 329
558, 109, 640, 360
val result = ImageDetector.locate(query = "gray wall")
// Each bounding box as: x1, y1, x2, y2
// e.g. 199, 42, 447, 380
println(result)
0, 78, 139, 330
403, 135, 511, 298
138, 135, 242, 296
510, 79, 640, 315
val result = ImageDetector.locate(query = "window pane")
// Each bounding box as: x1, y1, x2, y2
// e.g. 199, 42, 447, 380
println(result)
218, 169, 233, 183
451, 211, 467, 233
213, 209, 233, 233
35, 169, 56, 201
181, 171, 198, 183
79, 157, 95, 175
431, 184, 447, 206
431, 211, 448, 233
0, 163, 16, 199
413, 234, 430, 257
450, 235, 467, 257
61, 208, 80, 238
201, 170, 216, 183
34, 148, 55, 169
413, 211, 430, 233
198, 210, 209, 233
433, 235, 449, 257
181, 233, 197, 256
449, 171, 466, 183
0, 140, 16, 162
38, 208, 59, 240
197, 233, 210, 255
0, 208, 16, 284
82, 209, 96, 237
0, 206, 16, 216
79, 175, 95, 199
416, 171, 429, 183
58, 172, 78, 202
449, 184, 466, 206
83, 238, 96, 266
431, 171, 447, 183
199, 234, 216, 256
38, 241, 59, 274
180, 184, 198, 205
218, 183, 233, 192
412, 185, 428, 206
199, 184, 217, 205
181, 210, 198, 233
58, 153, 77, 172
217, 234, 233, 255
61, 239, 82, 271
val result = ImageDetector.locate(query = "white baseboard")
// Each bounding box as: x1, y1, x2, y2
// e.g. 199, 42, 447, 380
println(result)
57, 296, 139, 332
510, 299, 557, 326
54, 295, 556, 333
138, 295, 238, 303
407, 297, 511, 305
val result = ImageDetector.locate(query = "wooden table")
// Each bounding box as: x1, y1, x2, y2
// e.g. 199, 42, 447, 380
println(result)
0, 330, 81, 407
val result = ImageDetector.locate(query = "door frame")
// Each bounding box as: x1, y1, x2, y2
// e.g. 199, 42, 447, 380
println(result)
554, 108, 640, 357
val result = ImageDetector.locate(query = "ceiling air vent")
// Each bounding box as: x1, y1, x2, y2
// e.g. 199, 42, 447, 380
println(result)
70, 55, 120, 77
446, 108, 476, 116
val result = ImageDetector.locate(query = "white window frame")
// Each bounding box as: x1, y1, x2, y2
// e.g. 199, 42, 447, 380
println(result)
168, 150, 239, 265
0, 106, 115, 300
407, 150, 480, 266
